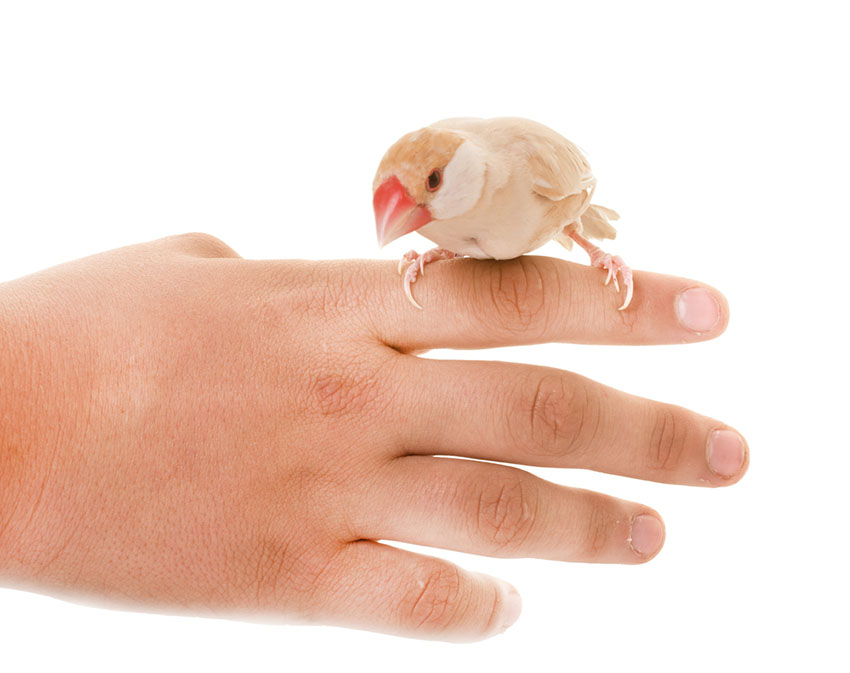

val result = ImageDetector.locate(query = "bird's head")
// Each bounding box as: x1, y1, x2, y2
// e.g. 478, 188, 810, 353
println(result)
372, 127, 486, 247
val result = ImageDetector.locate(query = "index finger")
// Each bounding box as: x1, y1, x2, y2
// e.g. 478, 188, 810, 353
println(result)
365, 256, 729, 351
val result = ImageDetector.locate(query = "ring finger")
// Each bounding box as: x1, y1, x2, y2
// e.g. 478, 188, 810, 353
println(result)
356, 455, 666, 563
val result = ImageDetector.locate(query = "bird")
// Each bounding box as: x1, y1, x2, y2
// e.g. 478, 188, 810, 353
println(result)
371, 117, 633, 310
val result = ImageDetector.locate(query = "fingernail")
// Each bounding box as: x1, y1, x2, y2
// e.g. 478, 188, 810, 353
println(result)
675, 287, 721, 333
707, 429, 746, 478
629, 514, 664, 558
497, 580, 522, 632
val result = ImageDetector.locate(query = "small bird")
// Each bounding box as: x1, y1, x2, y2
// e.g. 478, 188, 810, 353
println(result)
372, 117, 633, 310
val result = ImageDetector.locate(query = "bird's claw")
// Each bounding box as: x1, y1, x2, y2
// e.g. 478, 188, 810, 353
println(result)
403, 262, 423, 310
396, 248, 460, 309
591, 250, 633, 311
567, 230, 634, 311
604, 264, 617, 291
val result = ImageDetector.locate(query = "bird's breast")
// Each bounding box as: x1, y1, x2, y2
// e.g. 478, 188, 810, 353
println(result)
418, 179, 561, 259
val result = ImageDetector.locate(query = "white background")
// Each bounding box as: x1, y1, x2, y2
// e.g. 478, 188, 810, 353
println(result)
1, 1, 847, 671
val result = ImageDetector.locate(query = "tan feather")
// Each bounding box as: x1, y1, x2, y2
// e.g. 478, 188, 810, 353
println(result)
555, 203, 619, 249
373, 117, 634, 310
374, 117, 622, 258
526, 137, 595, 201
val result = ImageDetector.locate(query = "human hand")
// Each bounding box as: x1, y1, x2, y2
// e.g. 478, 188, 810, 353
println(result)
0, 233, 747, 641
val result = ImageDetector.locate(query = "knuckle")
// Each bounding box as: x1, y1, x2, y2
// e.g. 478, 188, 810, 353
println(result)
300, 263, 354, 318
298, 262, 378, 321
250, 267, 331, 329
311, 369, 381, 418
402, 561, 464, 632
167, 231, 239, 258
479, 257, 552, 334
474, 476, 538, 554
245, 261, 376, 336
233, 531, 304, 605
243, 536, 299, 604
308, 360, 383, 418
302, 354, 395, 421
238, 532, 343, 611
513, 373, 600, 459
648, 406, 689, 471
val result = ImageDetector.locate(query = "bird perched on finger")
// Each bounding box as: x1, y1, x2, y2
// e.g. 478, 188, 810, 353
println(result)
372, 117, 633, 310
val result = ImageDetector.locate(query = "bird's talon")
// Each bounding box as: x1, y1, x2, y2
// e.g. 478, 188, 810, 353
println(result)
393, 248, 460, 309
404, 281, 423, 310
403, 265, 423, 310
586, 247, 633, 310
620, 277, 634, 310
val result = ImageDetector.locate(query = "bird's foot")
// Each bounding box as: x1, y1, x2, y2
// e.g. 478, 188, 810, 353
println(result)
588, 249, 633, 311
567, 230, 633, 310
397, 248, 459, 309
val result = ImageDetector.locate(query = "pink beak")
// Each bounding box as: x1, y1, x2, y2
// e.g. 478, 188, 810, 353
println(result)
373, 175, 433, 247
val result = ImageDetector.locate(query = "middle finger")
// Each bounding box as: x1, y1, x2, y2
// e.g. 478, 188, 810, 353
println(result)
391, 357, 748, 487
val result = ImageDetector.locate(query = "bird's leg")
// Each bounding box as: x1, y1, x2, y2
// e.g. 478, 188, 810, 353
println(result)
567, 229, 634, 311
397, 247, 460, 309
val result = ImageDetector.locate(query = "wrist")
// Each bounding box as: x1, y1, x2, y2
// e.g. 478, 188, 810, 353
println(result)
0, 278, 98, 582
0, 283, 37, 572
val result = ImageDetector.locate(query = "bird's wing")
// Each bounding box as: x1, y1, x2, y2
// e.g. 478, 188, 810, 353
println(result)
507, 119, 619, 241
509, 120, 597, 202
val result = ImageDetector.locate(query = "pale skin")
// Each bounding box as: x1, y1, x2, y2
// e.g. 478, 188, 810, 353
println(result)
0, 233, 748, 641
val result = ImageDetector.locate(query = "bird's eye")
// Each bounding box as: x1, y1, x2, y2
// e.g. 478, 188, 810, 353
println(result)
426, 169, 442, 192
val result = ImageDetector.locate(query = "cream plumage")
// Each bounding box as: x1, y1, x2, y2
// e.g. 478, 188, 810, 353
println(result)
372, 117, 633, 309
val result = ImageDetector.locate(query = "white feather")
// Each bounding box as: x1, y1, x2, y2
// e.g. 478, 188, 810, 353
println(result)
429, 141, 485, 220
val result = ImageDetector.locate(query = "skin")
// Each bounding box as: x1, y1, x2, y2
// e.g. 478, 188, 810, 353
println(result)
0, 233, 747, 641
